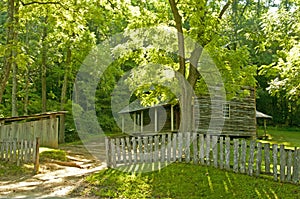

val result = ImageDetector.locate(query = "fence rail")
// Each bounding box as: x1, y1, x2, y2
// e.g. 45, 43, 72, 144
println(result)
106, 132, 300, 184
0, 137, 40, 173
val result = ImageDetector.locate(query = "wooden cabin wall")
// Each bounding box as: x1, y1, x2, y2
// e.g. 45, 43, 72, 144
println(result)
194, 89, 256, 137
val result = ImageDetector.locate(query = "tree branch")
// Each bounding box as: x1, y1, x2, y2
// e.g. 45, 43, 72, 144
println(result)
20, 0, 67, 9
218, 0, 232, 19
169, 0, 186, 77
187, 44, 202, 88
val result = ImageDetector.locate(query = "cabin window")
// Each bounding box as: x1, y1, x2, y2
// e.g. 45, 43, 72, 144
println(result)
222, 103, 230, 118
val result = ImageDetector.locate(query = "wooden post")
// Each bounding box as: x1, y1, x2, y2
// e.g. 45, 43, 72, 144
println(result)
240, 139, 247, 174
132, 137, 137, 164
225, 137, 230, 170
126, 137, 132, 164
172, 133, 177, 161
264, 143, 271, 174
193, 133, 198, 164
199, 134, 204, 165
133, 113, 136, 133
280, 145, 286, 182
161, 134, 166, 162
287, 150, 292, 182
143, 136, 148, 163
292, 148, 299, 183
256, 142, 262, 177
212, 136, 218, 168
111, 138, 116, 167
154, 135, 159, 162
33, 137, 40, 174
138, 136, 143, 162
219, 137, 224, 169
121, 138, 126, 164
105, 137, 111, 167
178, 133, 183, 162
233, 139, 239, 173
248, 140, 255, 176
59, 114, 65, 144
206, 135, 210, 166
273, 144, 278, 181
149, 136, 153, 163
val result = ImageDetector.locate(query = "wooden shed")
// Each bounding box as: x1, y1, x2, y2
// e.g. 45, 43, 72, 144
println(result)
0, 111, 67, 148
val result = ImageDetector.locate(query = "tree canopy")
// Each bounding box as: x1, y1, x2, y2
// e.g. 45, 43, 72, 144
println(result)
0, 0, 299, 139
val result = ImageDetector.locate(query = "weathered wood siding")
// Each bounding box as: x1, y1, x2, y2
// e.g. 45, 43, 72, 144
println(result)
0, 118, 58, 148
194, 89, 256, 137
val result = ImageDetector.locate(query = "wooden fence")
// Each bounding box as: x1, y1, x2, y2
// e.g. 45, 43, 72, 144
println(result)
105, 132, 300, 184
0, 137, 40, 173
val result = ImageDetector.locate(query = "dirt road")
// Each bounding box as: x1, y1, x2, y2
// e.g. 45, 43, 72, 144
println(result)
0, 143, 106, 199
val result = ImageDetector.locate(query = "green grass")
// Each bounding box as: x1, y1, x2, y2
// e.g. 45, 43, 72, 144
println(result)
0, 161, 32, 177
78, 163, 300, 198
257, 127, 300, 148
39, 149, 68, 162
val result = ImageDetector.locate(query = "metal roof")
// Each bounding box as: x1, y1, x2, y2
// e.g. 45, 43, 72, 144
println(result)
118, 100, 170, 114
256, 110, 272, 119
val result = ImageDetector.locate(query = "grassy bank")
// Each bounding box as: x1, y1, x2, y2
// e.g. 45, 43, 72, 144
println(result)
257, 127, 300, 148
76, 163, 300, 198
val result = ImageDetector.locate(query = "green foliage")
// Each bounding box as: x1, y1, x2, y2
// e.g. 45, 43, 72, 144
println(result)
0, 162, 32, 177
0, 0, 299, 139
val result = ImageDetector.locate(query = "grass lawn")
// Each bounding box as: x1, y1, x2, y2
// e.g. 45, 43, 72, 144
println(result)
77, 163, 300, 199
257, 127, 300, 148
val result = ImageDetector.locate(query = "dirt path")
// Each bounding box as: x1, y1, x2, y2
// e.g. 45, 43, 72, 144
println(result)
0, 144, 106, 199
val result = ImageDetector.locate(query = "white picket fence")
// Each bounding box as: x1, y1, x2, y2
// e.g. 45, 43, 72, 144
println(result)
0, 138, 40, 173
105, 132, 300, 183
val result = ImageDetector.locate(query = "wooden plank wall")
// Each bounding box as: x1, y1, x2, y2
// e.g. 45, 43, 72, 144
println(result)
194, 93, 256, 137
0, 118, 58, 148
106, 132, 300, 184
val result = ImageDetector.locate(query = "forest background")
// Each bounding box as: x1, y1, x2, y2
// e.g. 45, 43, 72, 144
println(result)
0, 0, 299, 142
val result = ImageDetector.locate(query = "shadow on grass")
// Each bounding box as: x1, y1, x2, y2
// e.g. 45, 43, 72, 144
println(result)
71, 162, 300, 198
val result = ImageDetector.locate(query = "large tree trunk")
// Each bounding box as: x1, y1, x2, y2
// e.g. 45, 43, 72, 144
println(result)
60, 48, 71, 110
41, 21, 48, 113
11, 1, 19, 117
168, 0, 231, 132
0, 0, 17, 104
169, 0, 194, 132
12, 61, 18, 116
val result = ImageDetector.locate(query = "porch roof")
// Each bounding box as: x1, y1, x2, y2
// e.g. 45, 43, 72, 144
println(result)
118, 100, 170, 114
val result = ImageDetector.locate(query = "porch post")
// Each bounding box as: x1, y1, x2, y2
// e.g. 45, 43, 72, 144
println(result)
133, 112, 136, 133
121, 115, 125, 132
171, 105, 174, 131
155, 107, 158, 132
141, 111, 143, 133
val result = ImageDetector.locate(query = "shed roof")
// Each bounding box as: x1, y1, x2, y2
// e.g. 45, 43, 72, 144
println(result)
0, 111, 67, 123
256, 110, 272, 119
